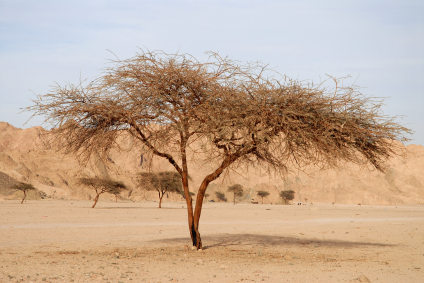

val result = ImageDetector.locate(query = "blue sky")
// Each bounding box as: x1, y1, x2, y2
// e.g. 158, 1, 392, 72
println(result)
1, 0, 423, 145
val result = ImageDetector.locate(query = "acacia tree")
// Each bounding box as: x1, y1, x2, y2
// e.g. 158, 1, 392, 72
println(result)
79, 178, 127, 208
256, 190, 270, 204
215, 191, 227, 202
27, 50, 410, 249
227, 184, 243, 205
138, 171, 183, 208
112, 189, 123, 202
280, 190, 295, 205
11, 182, 36, 204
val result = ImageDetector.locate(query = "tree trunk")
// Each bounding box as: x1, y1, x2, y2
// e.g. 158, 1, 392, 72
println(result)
233, 194, 235, 205
115, 195, 118, 202
261, 197, 264, 204
193, 155, 238, 249
159, 192, 163, 208
193, 177, 216, 249
137, 127, 252, 249
92, 193, 100, 208
21, 190, 26, 204
180, 134, 196, 247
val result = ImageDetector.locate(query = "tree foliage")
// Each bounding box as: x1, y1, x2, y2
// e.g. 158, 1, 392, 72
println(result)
215, 191, 227, 202
138, 171, 183, 208
27, 49, 411, 249
79, 177, 127, 208
227, 184, 243, 205
11, 182, 36, 204
256, 190, 270, 204
280, 190, 295, 204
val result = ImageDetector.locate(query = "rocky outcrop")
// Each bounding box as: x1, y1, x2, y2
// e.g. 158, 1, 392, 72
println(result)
0, 121, 423, 205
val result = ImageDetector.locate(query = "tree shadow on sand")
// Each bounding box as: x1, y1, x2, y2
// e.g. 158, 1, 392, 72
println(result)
150, 233, 394, 249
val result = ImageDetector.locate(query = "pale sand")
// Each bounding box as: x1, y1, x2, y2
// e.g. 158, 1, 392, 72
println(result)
1, 200, 423, 282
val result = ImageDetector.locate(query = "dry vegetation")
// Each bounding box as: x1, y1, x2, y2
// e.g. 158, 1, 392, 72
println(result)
227, 184, 243, 205
138, 171, 183, 208
10, 182, 36, 204
79, 178, 127, 208
257, 190, 270, 204
27, 49, 411, 249
280, 190, 296, 205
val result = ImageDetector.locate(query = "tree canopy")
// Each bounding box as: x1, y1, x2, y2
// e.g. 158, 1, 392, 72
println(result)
138, 171, 183, 208
280, 190, 295, 204
227, 184, 243, 205
79, 177, 127, 208
11, 182, 36, 204
215, 191, 227, 202
256, 190, 270, 204
27, 49, 411, 249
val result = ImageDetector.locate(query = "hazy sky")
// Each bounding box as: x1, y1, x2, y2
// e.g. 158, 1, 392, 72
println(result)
1, 0, 423, 145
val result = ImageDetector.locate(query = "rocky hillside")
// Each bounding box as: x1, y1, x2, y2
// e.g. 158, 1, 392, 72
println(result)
1, 121, 423, 205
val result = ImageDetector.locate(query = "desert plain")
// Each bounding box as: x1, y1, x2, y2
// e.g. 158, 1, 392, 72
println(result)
1, 199, 423, 283
1, 122, 424, 282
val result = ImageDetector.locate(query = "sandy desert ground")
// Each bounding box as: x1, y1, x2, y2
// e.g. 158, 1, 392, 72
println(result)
0, 200, 423, 283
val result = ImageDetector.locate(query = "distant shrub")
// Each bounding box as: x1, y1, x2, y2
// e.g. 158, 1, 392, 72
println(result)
279, 190, 295, 204
11, 182, 36, 204
79, 178, 127, 208
138, 172, 183, 208
227, 184, 243, 205
256, 191, 270, 204
215, 191, 227, 202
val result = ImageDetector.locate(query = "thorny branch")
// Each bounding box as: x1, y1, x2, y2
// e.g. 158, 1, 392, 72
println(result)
26, 49, 412, 248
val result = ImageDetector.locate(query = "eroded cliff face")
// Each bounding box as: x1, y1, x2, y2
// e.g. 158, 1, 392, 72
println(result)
1, 121, 423, 205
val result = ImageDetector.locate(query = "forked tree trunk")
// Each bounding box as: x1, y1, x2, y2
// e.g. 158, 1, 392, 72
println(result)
143, 127, 251, 249
192, 155, 238, 249
173, 132, 249, 249
21, 190, 26, 204
192, 179, 214, 249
